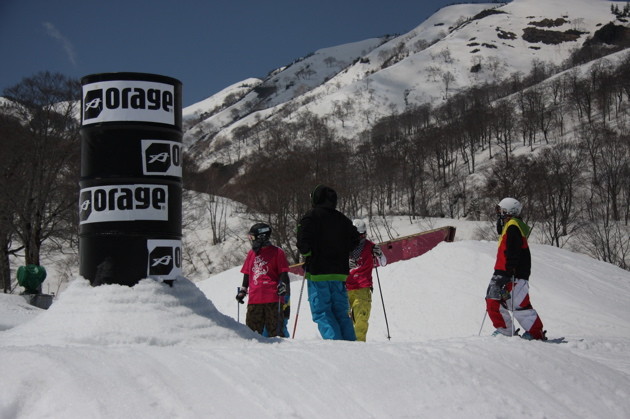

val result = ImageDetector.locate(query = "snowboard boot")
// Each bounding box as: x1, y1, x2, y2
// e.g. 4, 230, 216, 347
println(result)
521, 330, 547, 341
492, 328, 520, 337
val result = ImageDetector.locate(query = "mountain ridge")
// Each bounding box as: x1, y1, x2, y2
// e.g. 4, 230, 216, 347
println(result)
183, 0, 626, 171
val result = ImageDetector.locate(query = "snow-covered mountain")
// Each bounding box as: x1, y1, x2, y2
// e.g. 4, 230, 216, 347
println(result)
183, 0, 628, 170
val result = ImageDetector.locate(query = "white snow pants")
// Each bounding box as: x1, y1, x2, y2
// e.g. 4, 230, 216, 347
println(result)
486, 278, 544, 338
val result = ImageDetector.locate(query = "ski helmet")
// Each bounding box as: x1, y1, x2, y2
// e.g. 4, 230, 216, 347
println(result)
353, 219, 367, 234
248, 223, 272, 241
248, 223, 272, 252
497, 197, 522, 217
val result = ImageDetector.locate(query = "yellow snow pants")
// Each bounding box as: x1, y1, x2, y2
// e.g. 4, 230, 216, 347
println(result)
348, 287, 372, 342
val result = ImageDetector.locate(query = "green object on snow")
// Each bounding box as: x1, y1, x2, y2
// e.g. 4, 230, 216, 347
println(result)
16, 265, 47, 294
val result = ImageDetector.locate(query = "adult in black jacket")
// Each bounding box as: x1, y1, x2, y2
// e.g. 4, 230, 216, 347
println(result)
296, 185, 359, 340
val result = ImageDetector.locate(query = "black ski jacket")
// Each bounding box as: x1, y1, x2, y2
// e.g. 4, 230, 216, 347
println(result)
296, 185, 359, 281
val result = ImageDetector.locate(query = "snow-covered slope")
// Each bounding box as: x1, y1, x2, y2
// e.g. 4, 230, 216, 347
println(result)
182, 37, 387, 150
2, 238, 629, 418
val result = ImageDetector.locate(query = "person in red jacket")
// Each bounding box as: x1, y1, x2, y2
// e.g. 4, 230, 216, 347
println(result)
347, 219, 387, 342
236, 223, 290, 337
485, 198, 546, 340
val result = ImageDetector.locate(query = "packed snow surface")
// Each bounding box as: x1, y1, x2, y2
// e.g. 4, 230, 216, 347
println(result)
2, 0, 630, 417
2, 238, 629, 418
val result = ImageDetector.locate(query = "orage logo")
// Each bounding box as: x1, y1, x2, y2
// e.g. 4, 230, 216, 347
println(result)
147, 239, 182, 280
142, 139, 182, 177
79, 184, 169, 224
82, 80, 176, 126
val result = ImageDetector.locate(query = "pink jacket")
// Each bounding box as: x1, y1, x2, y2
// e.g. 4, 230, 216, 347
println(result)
346, 240, 385, 290
240, 245, 289, 304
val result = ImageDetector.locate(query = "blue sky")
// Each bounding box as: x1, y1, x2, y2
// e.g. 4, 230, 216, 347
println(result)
2, 0, 473, 106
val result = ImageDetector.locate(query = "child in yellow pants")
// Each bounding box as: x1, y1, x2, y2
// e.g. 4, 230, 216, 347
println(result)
347, 220, 386, 341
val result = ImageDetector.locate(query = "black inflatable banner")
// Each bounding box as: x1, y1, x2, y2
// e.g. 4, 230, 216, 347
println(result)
79, 72, 183, 286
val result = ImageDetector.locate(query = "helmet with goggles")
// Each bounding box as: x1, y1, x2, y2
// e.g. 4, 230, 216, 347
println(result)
248, 223, 272, 241
497, 197, 522, 217
353, 219, 367, 234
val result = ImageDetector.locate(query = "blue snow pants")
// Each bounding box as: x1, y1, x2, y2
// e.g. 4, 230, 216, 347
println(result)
307, 280, 356, 341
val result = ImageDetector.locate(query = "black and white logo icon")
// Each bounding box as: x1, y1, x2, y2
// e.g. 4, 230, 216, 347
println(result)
142, 140, 182, 177
147, 239, 182, 280
83, 89, 104, 120
79, 184, 169, 224
79, 189, 93, 223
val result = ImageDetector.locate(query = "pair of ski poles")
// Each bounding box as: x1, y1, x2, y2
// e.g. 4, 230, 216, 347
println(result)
291, 265, 391, 340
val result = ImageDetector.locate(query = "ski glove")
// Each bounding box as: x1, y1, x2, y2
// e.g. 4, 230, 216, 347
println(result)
372, 245, 387, 267
486, 274, 511, 301
277, 282, 287, 296
303, 256, 311, 274
236, 287, 247, 304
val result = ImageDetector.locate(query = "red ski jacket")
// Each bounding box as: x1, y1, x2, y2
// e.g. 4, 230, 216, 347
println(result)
494, 217, 531, 280
347, 240, 384, 290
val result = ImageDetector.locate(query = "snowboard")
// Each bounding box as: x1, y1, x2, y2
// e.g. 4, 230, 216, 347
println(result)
543, 336, 567, 344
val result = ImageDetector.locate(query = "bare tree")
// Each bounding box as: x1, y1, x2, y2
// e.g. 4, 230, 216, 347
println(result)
483, 154, 536, 210
580, 123, 628, 222
577, 123, 630, 269
323, 56, 337, 68
0, 114, 26, 292
529, 144, 585, 247
331, 98, 354, 128
490, 98, 517, 163
568, 69, 594, 124
1, 72, 81, 271
442, 71, 456, 100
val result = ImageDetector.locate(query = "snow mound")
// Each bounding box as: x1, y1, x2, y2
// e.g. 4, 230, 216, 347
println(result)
2, 277, 265, 347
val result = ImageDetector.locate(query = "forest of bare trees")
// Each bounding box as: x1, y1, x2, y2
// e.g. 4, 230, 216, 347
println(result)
2, 44, 629, 295
187, 52, 630, 271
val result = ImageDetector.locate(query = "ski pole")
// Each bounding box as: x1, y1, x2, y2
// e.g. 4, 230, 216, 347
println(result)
510, 275, 516, 337
237, 287, 240, 323
277, 297, 282, 337
292, 273, 307, 339
478, 310, 487, 336
375, 266, 391, 340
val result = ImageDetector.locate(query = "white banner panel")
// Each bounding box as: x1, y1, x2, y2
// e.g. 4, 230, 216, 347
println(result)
79, 184, 169, 224
82, 80, 175, 125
